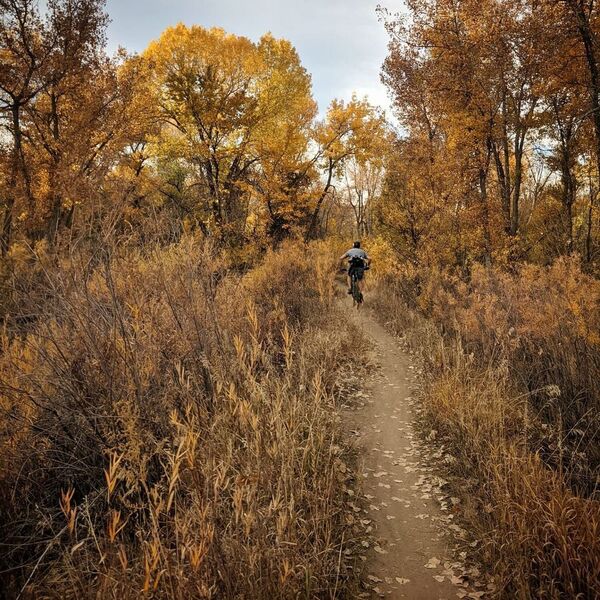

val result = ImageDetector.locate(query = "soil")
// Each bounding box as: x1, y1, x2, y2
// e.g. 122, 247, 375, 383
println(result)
346, 304, 457, 599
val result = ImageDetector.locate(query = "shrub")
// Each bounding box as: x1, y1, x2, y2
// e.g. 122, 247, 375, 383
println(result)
370, 260, 600, 599
0, 236, 365, 599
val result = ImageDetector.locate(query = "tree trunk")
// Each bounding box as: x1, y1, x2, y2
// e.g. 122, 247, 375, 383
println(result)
500, 91, 513, 232
46, 90, 63, 245
305, 158, 334, 241
568, 0, 600, 194
1, 104, 25, 255
561, 150, 576, 254
511, 128, 526, 236
479, 143, 493, 267
492, 141, 511, 232
586, 172, 596, 262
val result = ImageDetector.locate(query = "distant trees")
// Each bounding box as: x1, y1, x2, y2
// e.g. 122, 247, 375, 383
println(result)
144, 26, 389, 245
144, 26, 316, 243
0, 0, 150, 252
1, 13, 388, 253
377, 0, 600, 270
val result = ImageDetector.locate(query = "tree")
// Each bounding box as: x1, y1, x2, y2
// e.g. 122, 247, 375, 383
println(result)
144, 25, 316, 244
378, 0, 599, 269
0, 0, 50, 252
306, 96, 387, 240
0, 0, 148, 250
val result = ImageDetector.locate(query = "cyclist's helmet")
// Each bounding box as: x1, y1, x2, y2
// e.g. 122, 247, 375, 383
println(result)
353, 240, 361, 248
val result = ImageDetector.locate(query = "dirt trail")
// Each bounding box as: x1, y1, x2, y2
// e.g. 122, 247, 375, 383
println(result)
347, 305, 457, 599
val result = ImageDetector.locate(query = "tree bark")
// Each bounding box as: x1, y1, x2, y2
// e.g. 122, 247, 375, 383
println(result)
586, 171, 596, 262
2, 104, 25, 255
568, 0, 600, 195
305, 158, 334, 241
479, 141, 494, 266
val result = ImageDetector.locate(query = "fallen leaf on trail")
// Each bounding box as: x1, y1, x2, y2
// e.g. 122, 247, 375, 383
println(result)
456, 591, 468, 599
395, 577, 410, 584
373, 471, 387, 478
451, 576, 464, 585
367, 575, 382, 583
425, 557, 441, 569
386, 515, 396, 520
433, 575, 445, 582
374, 546, 388, 554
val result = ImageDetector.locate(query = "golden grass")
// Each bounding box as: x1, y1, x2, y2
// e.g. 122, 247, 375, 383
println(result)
0, 237, 367, 598
370, 270, 600, 599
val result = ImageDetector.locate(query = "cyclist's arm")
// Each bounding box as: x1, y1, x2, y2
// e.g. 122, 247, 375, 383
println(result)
339, 252, 349, 262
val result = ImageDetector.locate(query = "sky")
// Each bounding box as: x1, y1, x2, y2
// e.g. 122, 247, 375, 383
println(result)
105, 0, 405, 117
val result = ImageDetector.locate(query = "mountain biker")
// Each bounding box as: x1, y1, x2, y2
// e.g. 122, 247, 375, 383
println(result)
339, 241, 370, 295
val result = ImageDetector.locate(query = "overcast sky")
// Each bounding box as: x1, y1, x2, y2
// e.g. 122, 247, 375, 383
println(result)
105, 0, 405, 116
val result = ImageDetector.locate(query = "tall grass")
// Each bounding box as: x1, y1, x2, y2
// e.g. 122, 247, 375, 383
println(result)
370, 260, 600, 599
0, 237, 366, 598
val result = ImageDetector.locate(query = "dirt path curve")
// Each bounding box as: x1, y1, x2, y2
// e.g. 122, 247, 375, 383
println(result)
347, 305, 457, 599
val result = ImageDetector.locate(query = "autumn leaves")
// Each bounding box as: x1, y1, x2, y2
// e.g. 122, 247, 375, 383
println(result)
1, 8, 388, 255
377, 0, 600, 268
141, 25, 388, 245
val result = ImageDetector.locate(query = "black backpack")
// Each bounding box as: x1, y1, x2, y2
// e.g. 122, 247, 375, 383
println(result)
349, 255, 365, 269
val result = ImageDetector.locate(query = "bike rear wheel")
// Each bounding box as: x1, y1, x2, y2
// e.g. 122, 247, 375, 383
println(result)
351, 274, 363, 306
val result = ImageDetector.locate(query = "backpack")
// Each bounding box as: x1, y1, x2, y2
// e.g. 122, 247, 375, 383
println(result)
349, 255, 365, 269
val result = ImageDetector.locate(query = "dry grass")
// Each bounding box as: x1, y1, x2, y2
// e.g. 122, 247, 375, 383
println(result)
0, 237, 367, 599
370, 264, 600, 599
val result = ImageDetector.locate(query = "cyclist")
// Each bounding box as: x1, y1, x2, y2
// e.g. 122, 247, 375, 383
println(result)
339, 241, 370, 295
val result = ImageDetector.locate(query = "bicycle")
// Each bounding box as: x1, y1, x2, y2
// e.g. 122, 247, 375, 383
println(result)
349, 270, 364, 308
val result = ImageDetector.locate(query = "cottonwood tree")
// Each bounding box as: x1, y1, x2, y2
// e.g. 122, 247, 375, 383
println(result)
306, 96, 387, 239
378, 0, 599, 268
144, 25, 316, 245
0, 0, 50, 253
0, 0, 147, 250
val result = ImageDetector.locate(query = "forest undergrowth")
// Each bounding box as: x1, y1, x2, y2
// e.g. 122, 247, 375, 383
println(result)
0, 237, 369, 599
369, 260, 600, 599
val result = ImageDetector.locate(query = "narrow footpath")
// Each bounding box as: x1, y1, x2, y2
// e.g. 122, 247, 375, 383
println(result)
346, 304, 458, 599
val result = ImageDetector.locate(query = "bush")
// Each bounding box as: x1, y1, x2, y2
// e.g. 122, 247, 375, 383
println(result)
374, 257, 600, 496
0, 236, 365, 599
370, 259, 600, 599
